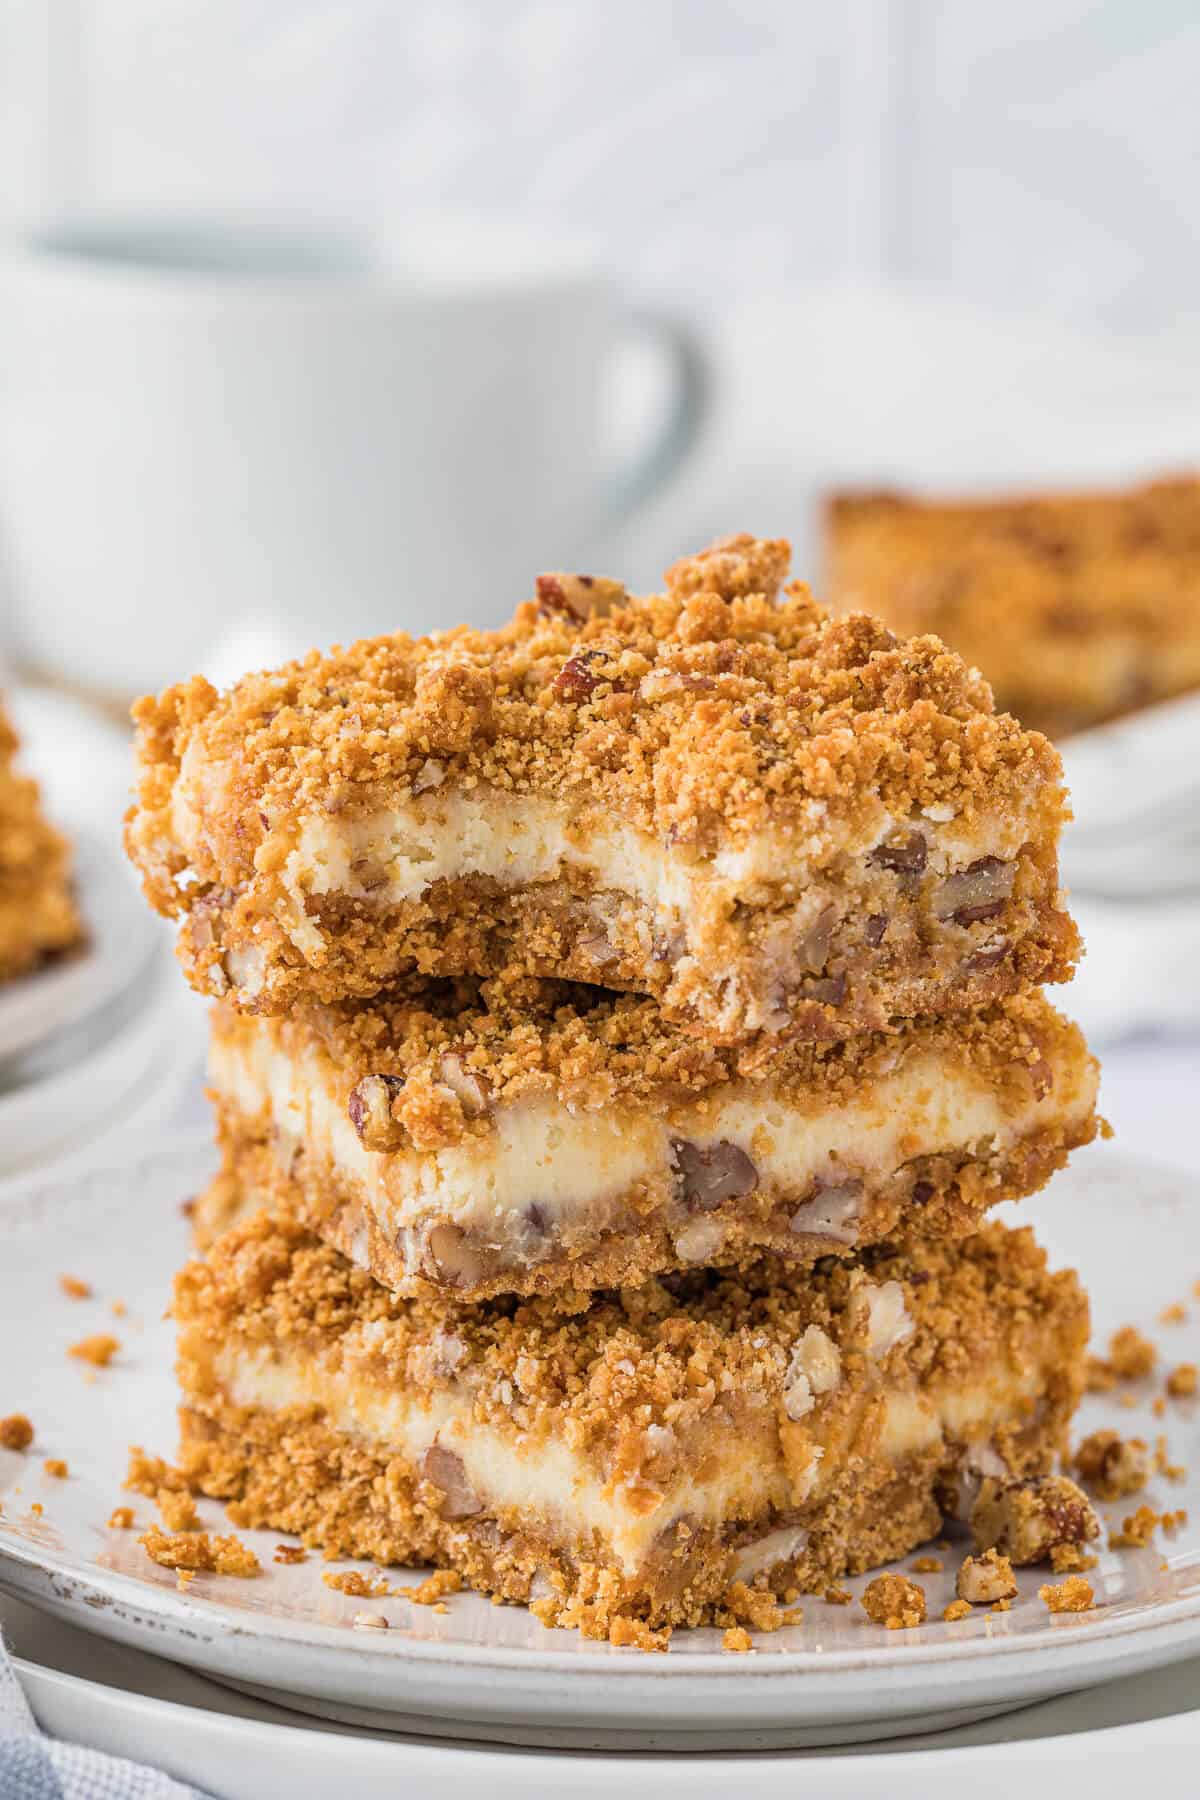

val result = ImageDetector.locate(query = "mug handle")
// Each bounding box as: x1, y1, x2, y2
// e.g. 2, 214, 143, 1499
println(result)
604, 306, 711, 523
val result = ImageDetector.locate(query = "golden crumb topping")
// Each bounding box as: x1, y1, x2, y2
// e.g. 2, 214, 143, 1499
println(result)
128, 535, 1066, 905
217, 976, 1088, 1147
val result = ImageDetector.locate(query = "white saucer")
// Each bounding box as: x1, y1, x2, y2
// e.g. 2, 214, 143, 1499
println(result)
0, 828, 159, 1067
1, 1143, 1199, 1750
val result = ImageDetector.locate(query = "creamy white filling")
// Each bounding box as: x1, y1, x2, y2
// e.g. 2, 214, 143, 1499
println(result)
170, 775, 1038, 967
213, 1343, 1043, 1577
209, 1028, 1083, 1258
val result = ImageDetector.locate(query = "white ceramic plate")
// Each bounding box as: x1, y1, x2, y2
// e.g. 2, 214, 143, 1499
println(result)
0, 829, 159, 1067
7, 1591, 1200, 1798
1, 1143, 1199, 1750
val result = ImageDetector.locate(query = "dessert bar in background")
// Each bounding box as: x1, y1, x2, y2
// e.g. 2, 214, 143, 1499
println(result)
200, 976, 1099, 1301
0, 698, 84, 983
127, 534, 1078, 1043
824, 475, 1200, 739
176, 1209, 1088, 1636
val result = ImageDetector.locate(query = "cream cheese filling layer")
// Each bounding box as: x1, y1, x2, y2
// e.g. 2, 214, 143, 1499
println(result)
209, 1027, 1086, 1259
213, 1341, 1049, 1577
169, 761, 1039, 963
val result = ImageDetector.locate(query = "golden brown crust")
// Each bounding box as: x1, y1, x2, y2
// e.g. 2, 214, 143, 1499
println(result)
825, 477, 1200, 737
0, 701, 84, 982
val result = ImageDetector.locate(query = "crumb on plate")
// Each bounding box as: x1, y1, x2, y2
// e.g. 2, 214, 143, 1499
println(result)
0, 1415, 33, 1452
861, 1573, 926, 1630
1038, 1576, 1094, 1614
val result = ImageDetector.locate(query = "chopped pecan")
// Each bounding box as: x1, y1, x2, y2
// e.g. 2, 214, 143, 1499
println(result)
422, 1445, 482, 1520
552, 649, 605, 703
671, 1139, 758, 1210
424, 1224, 489, 1291
535, 572, 626, 623
347, 1073, 407, 1151
870, 832, 927, 876
934, 856, 1014, 926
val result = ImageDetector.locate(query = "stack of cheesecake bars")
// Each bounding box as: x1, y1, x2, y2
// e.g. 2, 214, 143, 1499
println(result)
125, 533, 1101, 1642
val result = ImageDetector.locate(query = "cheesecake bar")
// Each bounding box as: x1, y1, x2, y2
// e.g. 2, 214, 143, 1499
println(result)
825, 477, 1200, 739
175, 1211, 1089, 1637
200, 975, 1099, 1301
0, 701, 83, 983
127, 534, 1078, 1042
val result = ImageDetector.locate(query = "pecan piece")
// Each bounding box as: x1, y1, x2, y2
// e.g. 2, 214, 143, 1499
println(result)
424, 1223, 490, 1291
535, 572, 626, 623
347, 1074, 407, 1151
870, 832, 927, 876
552, 648, 609, 703
934, 856, 1015, 926
671, 1139, 758, 1211
422, 1445, 482, 1520
436, 1053, 490, 1120
789, 1176, 863, 1244
970, 1474, 1100, 1565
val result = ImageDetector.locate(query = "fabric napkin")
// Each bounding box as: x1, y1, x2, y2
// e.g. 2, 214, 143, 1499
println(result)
0, 1628, 210, 1800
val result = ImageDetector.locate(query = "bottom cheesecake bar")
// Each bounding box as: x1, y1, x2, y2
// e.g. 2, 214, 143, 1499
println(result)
175, 1211, 1088, 1638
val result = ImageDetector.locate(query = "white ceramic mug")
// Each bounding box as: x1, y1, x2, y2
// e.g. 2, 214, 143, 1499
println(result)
0, 217, 709, 700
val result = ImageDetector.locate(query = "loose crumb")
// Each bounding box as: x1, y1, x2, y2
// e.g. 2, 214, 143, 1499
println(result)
1051, 1543, 1098, 1574
957, 1548, 1017, 1605
274, 1544, 307, 1565
991, 1597, 1012, 1613
943, 1599, 972, 1622
1089, 1325, 1157, 1390
0, 1415, 33, 1452
396, 1569, 463, 1607
42, 1459, 68, 1479
107, 1506, 135, 1530
68, 1333, 119, 1367
1153, 1397, 1167, 1418
824, 1586, 853, 1606
1163, 1509, 1189, 1536
58, 1275, 91, 1299
1074, 1429, 1151, 1500
723, 1626, 753, 1653
1109, 1504, 1162, 1549
861, 1573, 926, 1630
124, 1446, 197, 1530
1167, 1363, 1197, 1398
112, 1301, 128, 1320
1039, 1576, 1094, 1614
177, 1571, 194, 1592
30, 1502, 42, 1517
353, 1611, 388, 1630
1116, 1392, 1139, 1411
140, 1525, 260, 1577
1160, 1303, 1188, 1326
911, 1556, 943, 1573
604, 1614, 671, 1652
323, 1569, 391, 1599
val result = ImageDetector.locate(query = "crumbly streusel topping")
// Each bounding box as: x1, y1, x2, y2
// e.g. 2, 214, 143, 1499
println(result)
176, 1211, 1087, 1470
129, 534, 1066, 898
215, 975, 1090, 1147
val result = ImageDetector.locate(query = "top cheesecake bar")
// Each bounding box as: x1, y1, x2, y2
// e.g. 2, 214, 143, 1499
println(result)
126, 535, 1079, 1042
